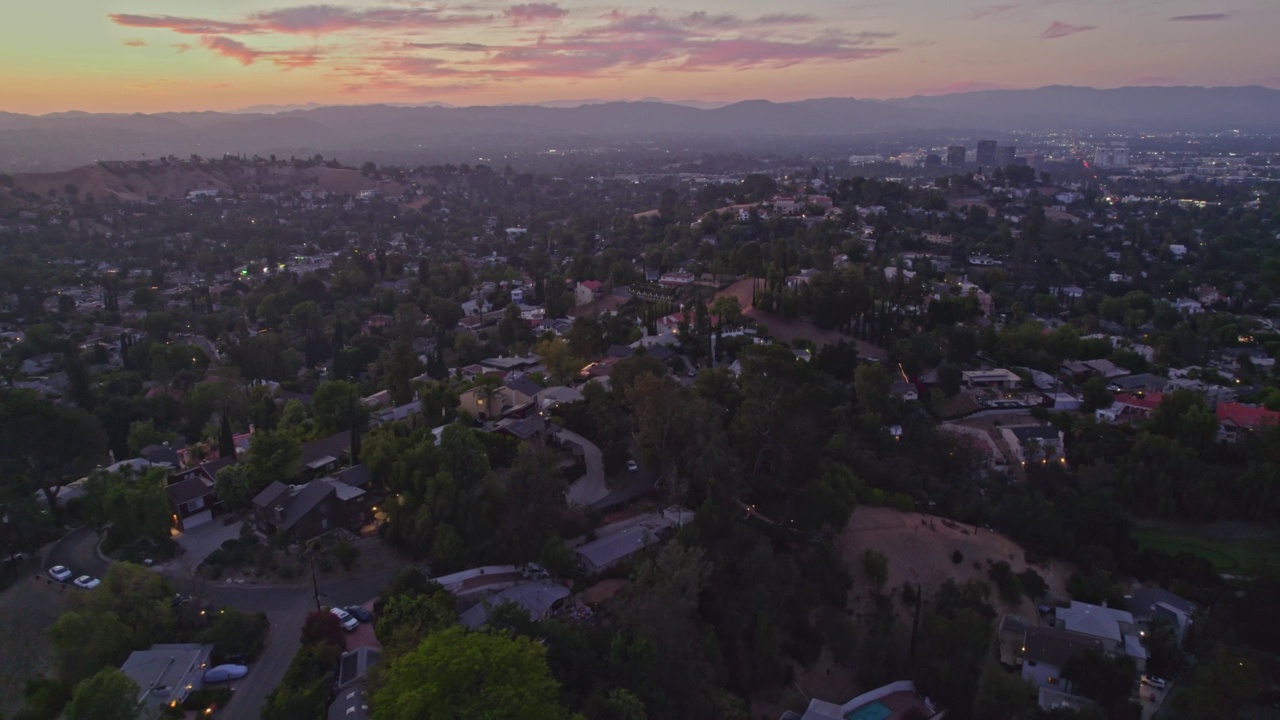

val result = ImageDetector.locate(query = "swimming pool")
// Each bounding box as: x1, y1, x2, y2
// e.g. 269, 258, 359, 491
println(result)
845, 701, 893, 720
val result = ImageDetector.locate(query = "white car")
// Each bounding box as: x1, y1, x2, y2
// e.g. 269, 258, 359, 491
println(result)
73, 575, 101, 589
627, 460, 639, 472
48, 565, 72, 582
1142, 676, 1167, 689
330, 607, 358, 632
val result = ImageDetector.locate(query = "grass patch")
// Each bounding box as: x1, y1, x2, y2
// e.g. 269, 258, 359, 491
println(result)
1133, 529, 1252, 572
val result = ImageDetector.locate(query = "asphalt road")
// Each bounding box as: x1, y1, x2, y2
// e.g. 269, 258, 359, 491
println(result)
44, 528, 398, 720
560, 428, 609, 506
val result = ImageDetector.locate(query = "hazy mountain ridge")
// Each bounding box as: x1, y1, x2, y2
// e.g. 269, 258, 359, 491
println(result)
2, 85, 1279, 172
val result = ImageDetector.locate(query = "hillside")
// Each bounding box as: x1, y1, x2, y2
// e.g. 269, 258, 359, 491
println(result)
9, 162, 404, 202
3, 85, 1280, 172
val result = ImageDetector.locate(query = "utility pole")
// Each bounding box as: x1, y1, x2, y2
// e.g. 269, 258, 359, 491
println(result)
310, 557, 322, 613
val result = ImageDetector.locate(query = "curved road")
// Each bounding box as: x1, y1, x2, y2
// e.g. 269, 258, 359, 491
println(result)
44, 529, 398, 720
560, 428, 608, 506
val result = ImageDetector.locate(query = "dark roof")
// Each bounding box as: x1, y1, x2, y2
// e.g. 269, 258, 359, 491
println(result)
642, 344, 675, 361
1127, 588, 1195, 617
494, 417, 540, 440
140, 445, 182, 467
333, 464, 371, 488
301, 431, 350, 467
278, 482, 335, 531
252, 481, 290, 509
166, 476, 214, 506
279, 390, 313, 407
1011, 425, 1061, 441
1023, 626, 1103, 668
328, 686, 370, 720
337, 646, 381, 688
607, 344, 635, 358
198, 455, 237, 480
505, 376, 543, 399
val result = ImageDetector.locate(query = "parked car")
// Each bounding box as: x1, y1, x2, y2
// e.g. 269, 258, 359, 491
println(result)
345, 605, 374, 623
330, 607, 358, 632
203, 664, 248, 683
48, 565, 73, 582
520, 562, 551, 581
73, 575, 101, 589
1142, 676, 1167, 689
626, 460, 638, 472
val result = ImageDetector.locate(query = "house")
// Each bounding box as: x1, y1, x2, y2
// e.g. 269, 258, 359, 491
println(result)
252, 479, 364, 541
1126, 587, 1196, 646
1020, 626, 1104, 700
459, 581, 572, 630
328, 646, 381, 720
371, 399, 422, 427
1002, 425, 1066, 466
537, 385, 584, 411
458, 382, 539, 421
575, 280, 605, 307
167, 475, 218, 532
1107, 373, 1167, 394
962, 368, 1021, 390
1173, 298, 1203, 315
1215, 402, 1280, 442
1095, 393, 1163, 423
119, 643, 213, 718
658, 271, 696, 288
575, 507, 694, 575
1053, 601, 1147, 671
780, 680, 944, 720
139, 444, 182, 469
891, 381, 919, 402
300, 431, 351, 477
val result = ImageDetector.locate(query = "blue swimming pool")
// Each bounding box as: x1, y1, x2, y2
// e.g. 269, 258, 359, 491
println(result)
846, 701, 893, 720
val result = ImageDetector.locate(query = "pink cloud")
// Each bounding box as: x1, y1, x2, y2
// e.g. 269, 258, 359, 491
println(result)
1169, 13, 1230, 22
109, 13, 259, 35
171, 43, 192, 53
504, 3, 569, 25
201, 36, 263, 65
199, 35, 320, 69
1042, 21, 1096, 39
123, 39, 147, 47
963, 4, 1021, 21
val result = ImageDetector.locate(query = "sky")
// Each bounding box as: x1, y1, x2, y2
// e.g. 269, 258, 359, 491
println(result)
1, 0, 1278, 114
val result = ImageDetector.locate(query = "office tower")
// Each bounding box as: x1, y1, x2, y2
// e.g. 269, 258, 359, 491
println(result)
994, 145, 1016, 167
946, 145, 966, 167
925, 153, 942, 168
976, 140, 997, 168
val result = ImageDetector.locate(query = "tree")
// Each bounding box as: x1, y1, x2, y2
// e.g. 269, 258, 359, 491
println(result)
854, 362, 893, 420
64, 668, 140, 720
126, 419, 175, 457
1080, 376, 1113, 413
0, 389, 106, 519
534, 337, 582, 386
862, 549, 889, 590
375, 588, 459, 661
973, 662, 1036, 720
244, 430, 301, 489
312, 380, 365, 435
1060, 648, 1137, 712
373, 626, 566, 720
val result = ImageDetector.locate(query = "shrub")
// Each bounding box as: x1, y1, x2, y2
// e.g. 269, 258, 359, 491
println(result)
862, 549, 889, 590
952, 550, 964, 564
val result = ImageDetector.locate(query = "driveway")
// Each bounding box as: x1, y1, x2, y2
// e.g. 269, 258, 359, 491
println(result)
560, 429, 609, 506
164, 518, 246, 578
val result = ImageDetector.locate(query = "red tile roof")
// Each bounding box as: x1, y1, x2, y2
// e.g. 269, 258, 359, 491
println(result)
1115, 392, 1164, 411
1216, 403, 1280, 429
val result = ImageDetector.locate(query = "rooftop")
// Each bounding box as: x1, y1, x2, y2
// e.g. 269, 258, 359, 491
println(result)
458, 581, 571, 629
1022, 625, 1104, 667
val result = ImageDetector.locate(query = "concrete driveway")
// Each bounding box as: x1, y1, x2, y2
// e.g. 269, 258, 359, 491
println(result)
560, 429, 609, 506
165, 518, 246, 578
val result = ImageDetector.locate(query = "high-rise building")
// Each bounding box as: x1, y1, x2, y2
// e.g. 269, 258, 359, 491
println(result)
1023, 153, 1045, 170
946, 145, 966, 167
924, 153, 942, 168
976, 140, 997, 168
995, 145, 1017, 167
1093, 145, 1129, 167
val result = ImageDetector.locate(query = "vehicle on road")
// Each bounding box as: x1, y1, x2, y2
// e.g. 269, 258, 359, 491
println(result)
345, 605, 374, 623
73, 575, 101, 589
687, 368, 697, 378
330, 606, 358, 631
203, 664, 249, 683
1142, 676, 1167, 689
520, 562, 551, 581
48, 565, 73, 582
627, 460, 638, 472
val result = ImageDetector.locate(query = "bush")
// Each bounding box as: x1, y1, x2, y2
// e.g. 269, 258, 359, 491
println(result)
862, 549, 889, 590
200, 608, 269, 663
952, 550, 964, 564
988, 561, 1023, 605
333, 538, 360, 571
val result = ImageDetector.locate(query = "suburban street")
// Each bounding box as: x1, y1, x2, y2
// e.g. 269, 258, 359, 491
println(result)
42, 528, 399, 720
560, 428, 608, 506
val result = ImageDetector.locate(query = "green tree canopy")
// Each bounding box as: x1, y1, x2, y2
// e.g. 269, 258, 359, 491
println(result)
373, 626, 566, 720
64, 667, 140, 720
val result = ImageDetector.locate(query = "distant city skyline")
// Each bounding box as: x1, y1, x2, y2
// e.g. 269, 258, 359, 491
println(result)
2, 0, 1278, 114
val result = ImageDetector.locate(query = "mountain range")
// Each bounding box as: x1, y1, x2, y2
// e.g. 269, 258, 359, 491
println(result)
2, 85, 1279, 172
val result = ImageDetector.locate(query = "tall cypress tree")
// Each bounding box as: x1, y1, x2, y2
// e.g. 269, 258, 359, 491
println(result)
219, 414, 235, 459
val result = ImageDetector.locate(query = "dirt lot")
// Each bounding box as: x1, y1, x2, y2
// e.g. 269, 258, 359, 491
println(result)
757, 506, 1075, 719
714, 279, 888, 358
0, 575, 73, 717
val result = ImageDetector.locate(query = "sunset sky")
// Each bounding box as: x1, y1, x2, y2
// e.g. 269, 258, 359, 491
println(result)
2, 0, 1277, 114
